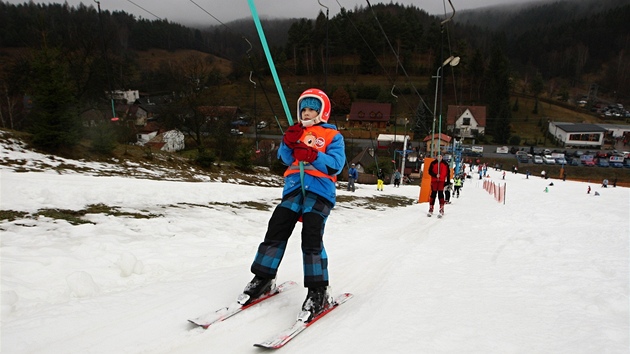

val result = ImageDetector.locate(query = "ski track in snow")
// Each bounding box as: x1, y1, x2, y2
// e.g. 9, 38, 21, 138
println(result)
1, 141, 629, 353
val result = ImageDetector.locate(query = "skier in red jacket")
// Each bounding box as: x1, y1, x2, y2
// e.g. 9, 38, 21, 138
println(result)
427, 155, 451, 216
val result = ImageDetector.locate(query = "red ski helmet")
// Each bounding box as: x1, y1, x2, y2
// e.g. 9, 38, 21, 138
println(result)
297, 88, 331, 127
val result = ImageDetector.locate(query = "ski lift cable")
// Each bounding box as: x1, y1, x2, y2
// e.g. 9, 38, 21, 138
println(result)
189, 0, 234, 32
442, 0, 461, 108
365, 0, 433, 116
248, 0, 307, 196
116, 0, 289, 135
126, 0, 161, 20
333, 0, 431, 134
318, 0, 330, 92
320, 0, 356, 171
242, 36, 285, 133
187, 1, 288, 133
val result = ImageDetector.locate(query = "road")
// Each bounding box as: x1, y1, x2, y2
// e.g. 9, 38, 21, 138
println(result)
251, 133, 536, 158
247, 132, 627, 162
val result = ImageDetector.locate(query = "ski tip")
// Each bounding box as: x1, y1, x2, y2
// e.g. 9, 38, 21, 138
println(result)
188, 319, 210, 329
253, 343, 279, 349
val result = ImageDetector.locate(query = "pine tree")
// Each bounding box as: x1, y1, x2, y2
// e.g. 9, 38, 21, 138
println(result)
530, 72, 544, 115
485, 43, 512, 144
29, 48, 81, 152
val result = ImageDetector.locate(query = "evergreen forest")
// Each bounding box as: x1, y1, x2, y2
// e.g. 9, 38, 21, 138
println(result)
0, 0, 628, 160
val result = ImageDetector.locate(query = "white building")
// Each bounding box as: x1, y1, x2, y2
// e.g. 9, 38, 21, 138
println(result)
446, 105, 487, 139
548, 122, 607, 148
597, 123, 630, 138
110, 90, 140, 104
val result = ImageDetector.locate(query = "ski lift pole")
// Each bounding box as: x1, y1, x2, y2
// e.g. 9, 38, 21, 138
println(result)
249, 71, 258, 151
247, 0, 293, 125
248, 0, 306, 195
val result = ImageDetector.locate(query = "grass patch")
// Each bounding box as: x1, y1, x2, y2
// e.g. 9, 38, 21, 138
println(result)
35, 208, 94, 225
0, 204, 163, 226
0, 210, 29, 222
236, 201, 274, 211
337, 194, 416, 209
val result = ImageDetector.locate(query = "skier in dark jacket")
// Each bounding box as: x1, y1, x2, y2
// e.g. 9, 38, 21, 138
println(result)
377, 169, 385, 191
427, 155, 450, 216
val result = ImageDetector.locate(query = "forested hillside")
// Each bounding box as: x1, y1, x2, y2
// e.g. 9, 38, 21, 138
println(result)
454, 0, 630, 97
0, 0, 628, 153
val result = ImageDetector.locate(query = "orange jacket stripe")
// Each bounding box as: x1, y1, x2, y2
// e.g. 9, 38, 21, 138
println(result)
284, 126, 339, 182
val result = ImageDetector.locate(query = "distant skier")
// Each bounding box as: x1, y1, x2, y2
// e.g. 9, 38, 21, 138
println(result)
377, 169, 385, 191
393, 169, 401, 188
347, 163, 358, 192
453, 176, 463, 198
444, 181, 452, 204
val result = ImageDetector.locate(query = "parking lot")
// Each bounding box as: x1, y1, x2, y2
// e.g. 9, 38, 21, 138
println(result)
508, 148, 630, 169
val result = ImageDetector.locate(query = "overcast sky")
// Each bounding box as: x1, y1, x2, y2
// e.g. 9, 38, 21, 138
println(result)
5, 0, 545, 26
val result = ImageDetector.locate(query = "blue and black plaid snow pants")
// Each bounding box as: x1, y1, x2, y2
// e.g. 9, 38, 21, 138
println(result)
250, 189, 332, 288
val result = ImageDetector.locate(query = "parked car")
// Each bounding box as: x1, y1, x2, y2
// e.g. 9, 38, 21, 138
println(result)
496, 146, 509, 154
463, 148, 482, 157
256, 121, 268, 129
515, 151, 529, 158
597, 158, 609, 167
611, 161, 623, 168
624, 159, 630, 168
230, 119, 249, 127
570, 158, 581, 166
516, 155, 529, 163
555, 157, 567, 165
573, 150, 584, 157
533, 155, 543, 164
543, 155, 555, 164
230, 129, 243, 136
581, 155, 595, 166
596, 150, 609, 158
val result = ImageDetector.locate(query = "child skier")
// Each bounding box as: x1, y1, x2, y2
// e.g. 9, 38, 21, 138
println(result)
444, 181, 452, 204
240, 88, 346, 322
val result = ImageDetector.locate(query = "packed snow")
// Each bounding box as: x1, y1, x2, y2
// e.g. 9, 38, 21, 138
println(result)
1, 132, 628, 353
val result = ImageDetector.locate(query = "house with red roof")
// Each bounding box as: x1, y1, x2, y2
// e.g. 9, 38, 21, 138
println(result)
446, 105, 486, 138
347, 102, 392, 129
423, 133, 452, 154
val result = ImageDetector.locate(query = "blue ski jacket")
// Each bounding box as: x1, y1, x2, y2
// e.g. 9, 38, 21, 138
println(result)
278, 122, 345, 206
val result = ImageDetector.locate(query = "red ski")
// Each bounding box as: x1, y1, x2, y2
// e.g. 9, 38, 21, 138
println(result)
253, 292, 353, 349
188, 280, 297, 329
